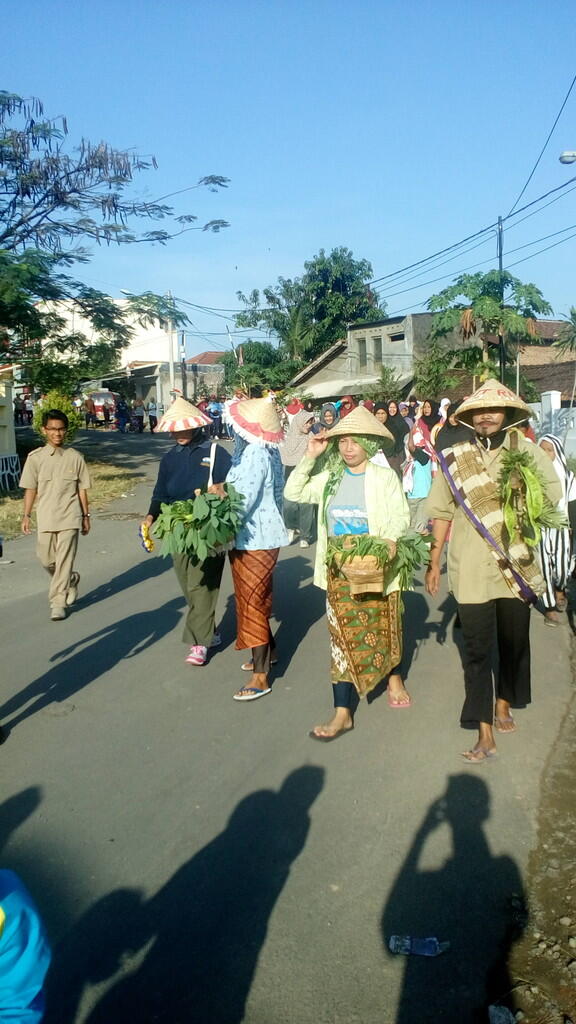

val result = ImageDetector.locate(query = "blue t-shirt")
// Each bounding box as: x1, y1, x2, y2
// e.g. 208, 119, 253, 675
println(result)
327, 470, 369, 536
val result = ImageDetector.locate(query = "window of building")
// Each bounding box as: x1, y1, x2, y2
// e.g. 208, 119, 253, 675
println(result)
389, 333, 405, 343
373, 337, 382, 365
357, 338, 367, 369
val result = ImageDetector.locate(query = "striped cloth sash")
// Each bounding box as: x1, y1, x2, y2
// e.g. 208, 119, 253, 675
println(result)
438, 438, 544, 604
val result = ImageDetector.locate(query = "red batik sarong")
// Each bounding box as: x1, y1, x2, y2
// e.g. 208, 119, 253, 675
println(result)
229, 548, 279, 649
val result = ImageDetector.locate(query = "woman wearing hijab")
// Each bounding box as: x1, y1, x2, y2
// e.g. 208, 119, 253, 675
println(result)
417, 399, 442, 446
225, 397, 289, 700
318, 403, 339, 429
538, 434, 576, 626
338, 395, 356, 419
285, 406, 411, 741
434, 402, 470, 452
281, 408, 317, 547
385, 400, 410, 477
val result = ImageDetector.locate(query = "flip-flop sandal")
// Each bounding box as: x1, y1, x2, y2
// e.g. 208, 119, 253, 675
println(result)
461, 748, 498, 763
233, 687, 271, 702
241, 658, 278, 671
494, 716, 516, 733
308, 726, 354, 743
387, 691, 412, 709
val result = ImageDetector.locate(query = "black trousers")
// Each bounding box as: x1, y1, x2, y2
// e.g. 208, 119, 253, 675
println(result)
457, 598, 531, 728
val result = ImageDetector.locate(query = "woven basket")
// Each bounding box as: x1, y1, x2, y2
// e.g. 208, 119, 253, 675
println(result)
333, 539, 386, 596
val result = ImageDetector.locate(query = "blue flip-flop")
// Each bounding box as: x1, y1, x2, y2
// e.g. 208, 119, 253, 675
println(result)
233, 687, 271, 702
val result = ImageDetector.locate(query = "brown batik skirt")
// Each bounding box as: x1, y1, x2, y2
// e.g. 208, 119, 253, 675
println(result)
326, 571, 403, 697
230, 548, 279, 650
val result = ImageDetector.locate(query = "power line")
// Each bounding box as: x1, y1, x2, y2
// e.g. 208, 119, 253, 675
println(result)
507, 72, 576, 216
374, 222, 576, 303
505, 228, 576, 270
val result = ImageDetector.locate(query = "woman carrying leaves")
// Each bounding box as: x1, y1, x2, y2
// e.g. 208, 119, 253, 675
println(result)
225, 397, 289, 702
141, 398, 231, 667
285, 406, 413, 741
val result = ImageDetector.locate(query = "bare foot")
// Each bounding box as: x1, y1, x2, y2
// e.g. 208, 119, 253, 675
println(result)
494, 698, 516, 733
387, 673, 412, 707
310, 709, 353, 740
244, 672, 269, 693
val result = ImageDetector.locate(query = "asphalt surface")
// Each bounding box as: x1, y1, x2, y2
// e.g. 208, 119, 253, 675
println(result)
1, 429, 573, 1023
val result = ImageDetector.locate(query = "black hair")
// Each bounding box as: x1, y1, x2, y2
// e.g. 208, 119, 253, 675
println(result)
42, 409, 69, 428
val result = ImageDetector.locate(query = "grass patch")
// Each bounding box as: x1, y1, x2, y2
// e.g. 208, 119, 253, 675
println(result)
0, 457, 146, 541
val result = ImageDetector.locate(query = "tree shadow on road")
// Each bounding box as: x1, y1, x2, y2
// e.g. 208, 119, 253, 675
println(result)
0, 597, 185, 733
44, 765, 325, 1024
381, 774, 526, 1023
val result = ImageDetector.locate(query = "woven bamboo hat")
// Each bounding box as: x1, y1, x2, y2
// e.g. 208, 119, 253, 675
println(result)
455, 378, 532, 428
156, 397, 212, 433
226, 395, 284, 445
325, 405, 394, 446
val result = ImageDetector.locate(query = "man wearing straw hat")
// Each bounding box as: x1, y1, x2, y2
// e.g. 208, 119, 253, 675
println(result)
425, 379, 561, 762
141, 398, 231, 666
285, 404, 411, 740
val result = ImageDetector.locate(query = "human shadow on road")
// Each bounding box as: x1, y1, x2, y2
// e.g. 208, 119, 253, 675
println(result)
79, 554, 171, 609
0, 787, 42, 855
0, 597, 185, 732
45, 766, 325, 1024
381, 775, 526, 1023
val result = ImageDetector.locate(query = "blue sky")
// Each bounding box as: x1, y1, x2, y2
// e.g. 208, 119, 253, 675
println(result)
4, 0, 576, 355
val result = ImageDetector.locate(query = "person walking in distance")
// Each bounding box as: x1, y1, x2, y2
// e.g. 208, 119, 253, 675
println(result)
425, 380, 561, 762
19, 409, 91, 620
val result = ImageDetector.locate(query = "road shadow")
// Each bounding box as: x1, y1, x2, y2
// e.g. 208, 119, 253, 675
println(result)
79, 554, 171, 608
0, 787, 42, 856
0, 597, 185, 732
381, 775, 526, 1023
44, 765, 325, 1024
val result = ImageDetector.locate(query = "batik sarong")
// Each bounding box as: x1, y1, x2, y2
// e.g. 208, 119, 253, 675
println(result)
326, 570, 402, 696
230, 548, 279, 649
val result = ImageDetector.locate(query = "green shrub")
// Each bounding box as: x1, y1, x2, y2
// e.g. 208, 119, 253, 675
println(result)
33, 390, 83, 445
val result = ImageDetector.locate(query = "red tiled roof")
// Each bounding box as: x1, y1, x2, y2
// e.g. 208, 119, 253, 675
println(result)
186, 351, 224, 365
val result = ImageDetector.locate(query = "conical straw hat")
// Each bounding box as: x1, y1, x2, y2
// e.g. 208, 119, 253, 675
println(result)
226, 396, 284, 445
455, 378, 532, 428
325, 404, 395, 447
156, 397, 212, 433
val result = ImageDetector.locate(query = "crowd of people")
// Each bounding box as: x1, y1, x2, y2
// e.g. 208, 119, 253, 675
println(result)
4, 381, 575, 1018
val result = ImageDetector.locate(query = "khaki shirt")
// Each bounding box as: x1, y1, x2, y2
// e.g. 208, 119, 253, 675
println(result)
425, 434, 562, 603
20, 446, 91, 533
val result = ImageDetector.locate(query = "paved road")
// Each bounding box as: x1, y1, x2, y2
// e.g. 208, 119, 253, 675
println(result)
1, 430, 573, 1023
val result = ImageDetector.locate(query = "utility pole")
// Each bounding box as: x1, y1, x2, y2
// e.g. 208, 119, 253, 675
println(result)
180, 332, 188, 398
497, 216, 506, 384
167, 290, 176, 397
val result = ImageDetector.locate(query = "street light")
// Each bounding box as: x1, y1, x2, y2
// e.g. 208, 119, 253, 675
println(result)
559, 151, 576, 164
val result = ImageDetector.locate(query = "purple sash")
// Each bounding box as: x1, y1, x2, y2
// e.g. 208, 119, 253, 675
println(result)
437, 448, 538, 605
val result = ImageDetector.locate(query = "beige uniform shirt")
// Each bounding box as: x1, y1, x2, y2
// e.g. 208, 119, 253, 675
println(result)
425, 434, 562, 603
20, 446, 91, 533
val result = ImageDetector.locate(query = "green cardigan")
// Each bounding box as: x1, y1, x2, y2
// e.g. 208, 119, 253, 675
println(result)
284, 456, 410, 591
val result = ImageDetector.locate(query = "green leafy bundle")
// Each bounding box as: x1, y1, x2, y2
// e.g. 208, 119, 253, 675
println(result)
327, 532, 432, 591
153, 485, 244, 562
498, 449, 568, 547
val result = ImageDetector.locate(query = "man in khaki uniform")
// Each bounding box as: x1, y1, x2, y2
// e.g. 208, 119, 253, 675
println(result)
20, 409, 91, 621
425, 380, 561, 762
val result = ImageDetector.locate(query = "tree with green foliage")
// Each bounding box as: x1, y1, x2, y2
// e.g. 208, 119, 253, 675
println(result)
32, 390, 83, 444
217, 341, 302, 396
365, 365, 406, 403
0, 90, 229, 390
427, 270, 552, 357
412, 339, 458, 398
235, 247, 386, 361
